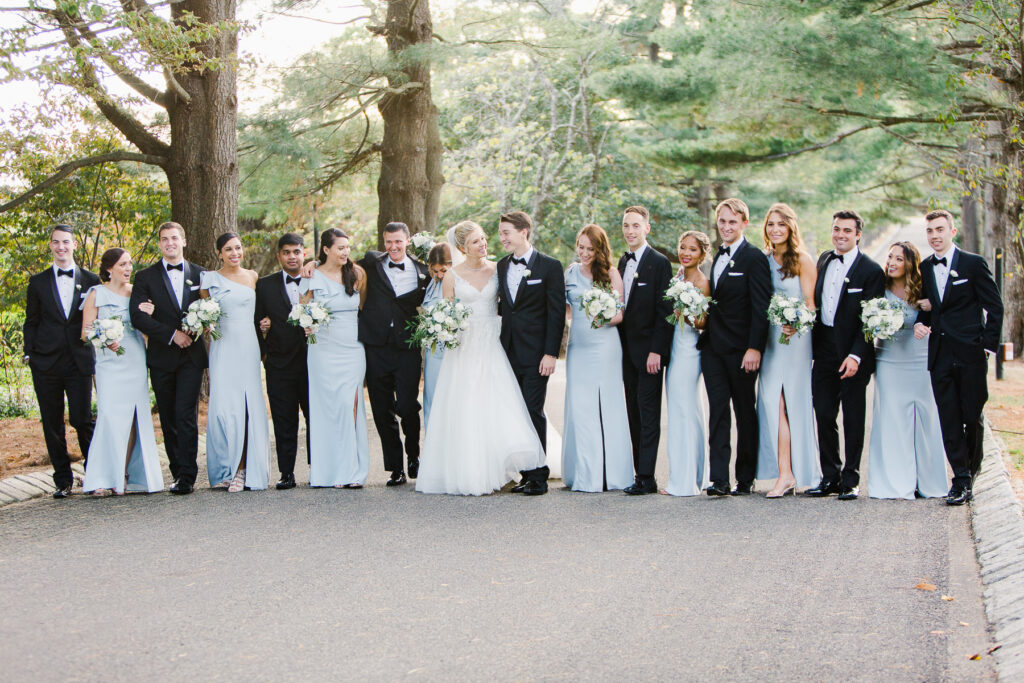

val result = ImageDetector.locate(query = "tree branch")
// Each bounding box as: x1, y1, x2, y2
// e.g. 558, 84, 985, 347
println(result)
73, 18, 169, 107
0, 151, 167, 213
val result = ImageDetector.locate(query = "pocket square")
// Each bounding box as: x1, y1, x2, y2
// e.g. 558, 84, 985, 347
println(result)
637, 281, 647, 287
727, 272, 744, 277
189, 286, 200, 291
526, 279, 542, 285
952, 278, 968, 285
847, 288, 863, 293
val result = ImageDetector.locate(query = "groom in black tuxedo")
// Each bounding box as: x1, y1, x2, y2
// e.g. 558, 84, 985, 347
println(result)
807, 210, 885, 501
497, 211, 565, 496
698, 198, 771, 497
916, 209, 1003, 506
617, 205, 674, 495
255, 233, 310, 490
129, 222, 207, 495
23, 225, 100, 498
358, 222, 430, 487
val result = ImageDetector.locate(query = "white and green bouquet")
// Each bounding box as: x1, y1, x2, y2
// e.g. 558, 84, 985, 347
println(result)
766, 293, 816, 345
84, 316, 128, 356
860, 297, 905, 343
408, 298, 471, 353
182, 298, 224, 341
579, 285, 623, 329
664, 278, 713, 325
288, 300, 331, 344
409, 232, 436, 261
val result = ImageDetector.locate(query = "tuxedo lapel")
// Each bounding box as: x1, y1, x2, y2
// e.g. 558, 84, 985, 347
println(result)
511, 251, 540, 310
375, 254, 397, 297
922, 260, 941, 308
939, 249, 960, 305
276, 272, 292, 311
497, 256, 513, 307
625, 249, 650, 309
835, 251, 864, 309
159, 263, 182, 312
47, 269, 66, 320
71, 268, 85, 317
813, 254, 829, 310
180, 261, 193, 310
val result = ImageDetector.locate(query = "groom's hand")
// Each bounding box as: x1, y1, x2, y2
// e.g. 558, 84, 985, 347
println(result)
645, 352, 661, 374
539, 354, 557, 377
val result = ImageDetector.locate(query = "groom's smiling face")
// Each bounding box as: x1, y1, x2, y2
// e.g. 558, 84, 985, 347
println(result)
498, 221, 528, 255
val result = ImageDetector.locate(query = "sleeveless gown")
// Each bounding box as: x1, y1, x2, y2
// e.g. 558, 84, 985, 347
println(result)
868, 291, 948, 498
200, 271, 271, 490
664, 277, 708, 496
561, 264, 633, 492
421, 278, 445, 428
417, 270, 546, 495
302, 270, 369, 487
755, 259, 821, 487
81, 286, 164, 493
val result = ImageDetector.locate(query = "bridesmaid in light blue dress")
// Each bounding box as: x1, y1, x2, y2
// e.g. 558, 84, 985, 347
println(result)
80, 249, 163, 495
200, 234, 271, 492
868, 242, 947, 499
664, 231, 710, 496
562, 224, 633, 492
756, 204, 821, 496
302, 228, 370, 488
422, 243, 452, 427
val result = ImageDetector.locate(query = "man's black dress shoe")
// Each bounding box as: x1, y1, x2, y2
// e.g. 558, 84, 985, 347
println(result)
510, 480, 528, 493
169, 480, 193, 495
407, 459, 419, 480
946, 485, 972, 506
705, 482, 730, 497
386, 471, 407, 487
522, 480, 548, 496
731, 482, 754, 496
624, 478, 657, 495
52, 486, 72, 499
805, 479, 841, 497
837, 485, 859, 500
276, 473, 296, 490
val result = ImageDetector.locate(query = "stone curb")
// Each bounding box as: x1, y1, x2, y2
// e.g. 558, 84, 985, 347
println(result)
0, 452, 161, 509
973, 420, 1024, 680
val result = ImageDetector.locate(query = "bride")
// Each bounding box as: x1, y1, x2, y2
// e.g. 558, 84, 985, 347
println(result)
416, 221, 546, 495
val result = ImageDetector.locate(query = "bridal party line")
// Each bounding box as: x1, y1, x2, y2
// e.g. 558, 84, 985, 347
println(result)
23, 199, 1002, 506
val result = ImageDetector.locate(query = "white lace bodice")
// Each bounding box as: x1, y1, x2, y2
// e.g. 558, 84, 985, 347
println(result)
452, 270, 499, 321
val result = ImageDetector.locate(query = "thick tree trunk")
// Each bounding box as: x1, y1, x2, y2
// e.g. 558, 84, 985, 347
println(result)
165, 0, 238, 268
376, 0, 444, 246
989, 117, 1024, 355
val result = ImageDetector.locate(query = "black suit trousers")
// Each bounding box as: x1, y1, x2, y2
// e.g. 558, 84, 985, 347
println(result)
512, 368, 551, 481
811, 333, 869, 487
930, 350, 988, 487
622, 358, 663, 480
365, 344, 421, 472
31, 355, 94, 489
701, 348, 758, 486
150, 362, 203, 485
265, 364, 310, 476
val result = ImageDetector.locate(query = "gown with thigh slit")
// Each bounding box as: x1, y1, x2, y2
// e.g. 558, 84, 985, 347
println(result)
82, 285, 164, 493
201, 271, 270, 490
416, 270, 546, 496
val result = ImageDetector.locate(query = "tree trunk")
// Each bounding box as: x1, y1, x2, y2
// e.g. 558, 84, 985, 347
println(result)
989, 117, 1024, 355
165, 0, 238, 268
376, 0, 444, 246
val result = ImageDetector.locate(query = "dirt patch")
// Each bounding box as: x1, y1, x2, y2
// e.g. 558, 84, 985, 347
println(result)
987, 358, 1024, 503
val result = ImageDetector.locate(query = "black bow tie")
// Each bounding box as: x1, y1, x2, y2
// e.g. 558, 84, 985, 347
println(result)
933, 256, 947, 267
718, 245, 731, 256
511, 257, 528, 266
286, 276, 301, 285
831, 252, 845, 264
56, 269, 73, 278
623, 252, 636, 262
166, 263, 183, 272
388, 261, 405, 270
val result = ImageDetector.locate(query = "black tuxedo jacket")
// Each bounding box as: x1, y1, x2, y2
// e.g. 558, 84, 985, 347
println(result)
254, 271, 308, 371
812, 249, 885, 371
698, 239, 772, 355
616, 246, 674, 368
918, 248, 1003, 370
497, 249, 566, 371
129, 260, 208, 371
357, 251, 429, 349
23, 266, 100, 374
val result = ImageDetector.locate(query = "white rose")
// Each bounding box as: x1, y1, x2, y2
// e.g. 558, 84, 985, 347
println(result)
299, 314, 313, 328
784, 308, 797, 322
290, 304, 304, 318
867, 315, 880, 328
432, 309, 445, 322
186, 312, 199, 326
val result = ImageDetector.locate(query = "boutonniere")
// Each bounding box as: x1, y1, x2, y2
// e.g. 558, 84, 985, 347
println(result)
186, 280, 193, 286
950, 270, 958, 278
729, 260, 735, 268
75, 284, 82, 290
844, 277, 850, 284
418, 273, 426, 280
523, 269, 532, 277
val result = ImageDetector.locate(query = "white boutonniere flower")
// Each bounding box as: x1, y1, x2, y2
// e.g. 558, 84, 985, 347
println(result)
729, 260, 735, 268
950, 270, 958, 278
75, 284, 82, 290
844, 277, 850, 283
418, 273, 426, 280
524, 269, 532, 277
186, 280, 193, 286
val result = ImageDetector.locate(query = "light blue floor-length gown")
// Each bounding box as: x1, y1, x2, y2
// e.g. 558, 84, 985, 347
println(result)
664, 277, 708, 496
561, 264, 634, 492
81, 285, 163, 494
868, 291, 948, 499
755, 260, 821, 487
302, 270, 369, 487
422, 277, 445, 427
201, 271, 271, 490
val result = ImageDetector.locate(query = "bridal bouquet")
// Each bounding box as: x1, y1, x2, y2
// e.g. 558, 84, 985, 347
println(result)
410, 232, 436, 261
767, 293, 816, 345
182, 298, 223, 340
408, 298, 472, 353
579, 285, 622, 328
861, 297, 904, 343
664, 278, 712, 325
288, 300, 331, 344
84, 316, 128, 356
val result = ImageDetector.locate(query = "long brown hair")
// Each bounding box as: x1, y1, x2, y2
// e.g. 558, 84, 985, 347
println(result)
577, 223, 613, 286
318, 228, 358, 296
762, 203, 804, 279
886, 241, 923, 305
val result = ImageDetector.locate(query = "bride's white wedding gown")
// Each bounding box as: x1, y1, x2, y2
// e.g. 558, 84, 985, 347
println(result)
416, 270, 546, 495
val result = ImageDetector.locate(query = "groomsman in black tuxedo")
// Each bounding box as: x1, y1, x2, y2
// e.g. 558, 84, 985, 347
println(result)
255, 233, 310, 490
617, 206, 673, 495
807, 210, 885, 501
915, 209, 1003, 506
129, 222, 207, 495
22, 225, 100, 498
358, 222, 430, 487
698, 198, 772, 496
496, 211, 565, 496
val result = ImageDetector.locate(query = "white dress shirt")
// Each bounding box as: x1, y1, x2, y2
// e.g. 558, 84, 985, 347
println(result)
932, 245, 956, 302
52, 263, 76, 318
163, 258, 185, 305
385, 255, 417, 297
622, 243, 647, 307
507, 246, 534, 304
821, 246, 859, 327
282, 271, 301, 306
712, 237, 745, 287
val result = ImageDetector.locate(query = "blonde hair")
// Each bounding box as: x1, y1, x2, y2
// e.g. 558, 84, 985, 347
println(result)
761, 203, 805, 279
677, 230, 712, 264
714, 198, 750, 223
451, 220, 484, 253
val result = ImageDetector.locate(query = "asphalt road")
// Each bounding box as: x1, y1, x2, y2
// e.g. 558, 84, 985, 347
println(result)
0, 220, 997, 681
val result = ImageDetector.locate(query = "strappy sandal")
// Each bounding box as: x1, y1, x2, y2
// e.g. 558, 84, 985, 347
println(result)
212, 480, 230, 490
228, 468, 246, 493
91, 488, 112, 497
